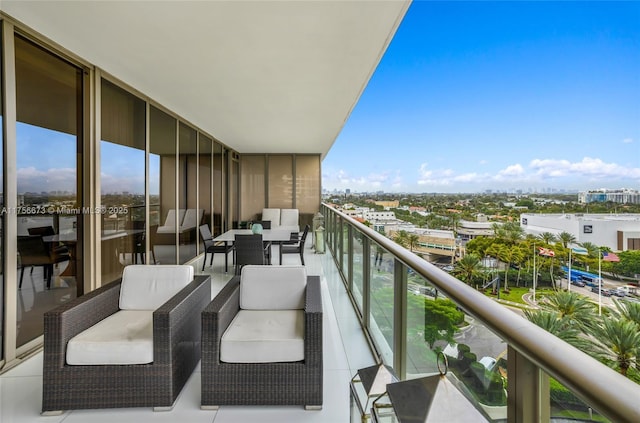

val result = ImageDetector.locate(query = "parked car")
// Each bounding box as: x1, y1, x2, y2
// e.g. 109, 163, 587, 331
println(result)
479, 356, 497, 371
612, 288, 627, 297
591, 286, 613, 297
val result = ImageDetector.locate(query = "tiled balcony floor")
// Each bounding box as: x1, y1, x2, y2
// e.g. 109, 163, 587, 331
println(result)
0, 241, 376, 422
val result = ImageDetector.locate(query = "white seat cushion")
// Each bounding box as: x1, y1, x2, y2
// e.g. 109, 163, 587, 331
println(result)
240, 265, 306, 310
66, 310, 153, 365
261, 208, 281, 228
220, 310, 304, 363
280, 209, 299, 227
119, 265, 194, 310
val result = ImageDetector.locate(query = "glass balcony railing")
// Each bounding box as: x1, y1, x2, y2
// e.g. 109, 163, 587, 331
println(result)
322, 203, 640, 422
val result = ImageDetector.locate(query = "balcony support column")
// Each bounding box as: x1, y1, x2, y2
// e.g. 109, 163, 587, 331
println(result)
507, 346, 550, 423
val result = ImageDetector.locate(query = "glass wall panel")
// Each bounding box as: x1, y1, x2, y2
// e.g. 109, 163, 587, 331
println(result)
198, 133, 212, 252
229, 153, 239, 229
15, 35, 83, 346
0, 26, 4, 359
369, 241, 394, 365
178, 122, 197, 264
100, 79, 146, 281
212, 143, 223, 236
240, 155, 265, 222
149, 106, 177, 264
550, 376, 609, 422
295, 155, 320, 225
352, 230, 365, 313
342, 222, 349, 275
267, 155, 292, 209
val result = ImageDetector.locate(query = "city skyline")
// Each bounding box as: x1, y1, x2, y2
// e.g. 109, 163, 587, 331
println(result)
322, 1, 640, 194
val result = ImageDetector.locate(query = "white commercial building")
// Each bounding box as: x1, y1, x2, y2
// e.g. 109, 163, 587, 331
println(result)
520, 213, 640, 251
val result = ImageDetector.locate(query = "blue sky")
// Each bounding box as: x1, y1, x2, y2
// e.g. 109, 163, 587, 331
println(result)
322, 1, 640, 194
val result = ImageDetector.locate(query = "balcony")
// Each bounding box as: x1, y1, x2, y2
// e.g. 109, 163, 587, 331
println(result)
2, 204, 640, 422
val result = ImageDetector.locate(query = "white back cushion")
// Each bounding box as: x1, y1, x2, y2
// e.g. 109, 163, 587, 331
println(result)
280, 209, 299, 227
180, 208, 203, 230
119, 265, 194, 310
240, 265, 306, 310
261, 208, 281, 228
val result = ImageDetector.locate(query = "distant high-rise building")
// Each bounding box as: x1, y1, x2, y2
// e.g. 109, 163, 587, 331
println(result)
578, 188, 640, 204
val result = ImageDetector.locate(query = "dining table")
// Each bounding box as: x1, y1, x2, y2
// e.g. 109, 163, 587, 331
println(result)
211, 228, 297, 243
212, 228, 299, 266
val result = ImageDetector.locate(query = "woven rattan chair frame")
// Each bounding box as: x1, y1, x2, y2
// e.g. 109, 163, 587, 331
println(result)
41, 274, 211, 413
200, 224, 234, 272
234, 234, 269, 274
201, 275, 323, 408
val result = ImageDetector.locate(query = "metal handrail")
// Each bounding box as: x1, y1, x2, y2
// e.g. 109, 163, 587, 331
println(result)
323, 203, 640, 422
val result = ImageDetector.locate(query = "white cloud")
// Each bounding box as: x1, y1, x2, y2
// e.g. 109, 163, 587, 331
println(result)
323, 156, 640, 193
622, 138, 633, 144
18, 166, 78, 193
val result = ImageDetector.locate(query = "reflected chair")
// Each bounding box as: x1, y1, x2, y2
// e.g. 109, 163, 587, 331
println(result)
199, 224, 234, 272
41, 265, 211, 413
118, 221, 147, 264
279, 224, 309, 265
234, 234, 270, 274
28, 226, 69, 256
17, 235, 71, 289
201, 265, 322, 409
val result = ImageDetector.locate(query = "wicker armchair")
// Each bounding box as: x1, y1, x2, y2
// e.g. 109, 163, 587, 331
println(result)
41, 265, 211, 414
201, 265, 323, 409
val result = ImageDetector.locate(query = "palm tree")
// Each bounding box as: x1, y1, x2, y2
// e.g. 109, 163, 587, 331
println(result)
589, 318, 640, 377
524, 310, 592, 350
393, 230, 408, 248
538, 232, 557, 244
558, 231, 576, 249
496, 245, 523, 291
452, 253, 483, 286
611, 299, 640, 327
538, 291, 596, 330
407, 233, 420, 253
580, 241, 600, 258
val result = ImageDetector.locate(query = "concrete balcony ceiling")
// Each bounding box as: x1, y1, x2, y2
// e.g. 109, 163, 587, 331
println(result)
2, 0, 410, 157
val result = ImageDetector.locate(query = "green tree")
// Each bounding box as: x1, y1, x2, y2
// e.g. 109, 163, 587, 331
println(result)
407, 233, 420, 253
393, 230, 408, 248
589, 318, 640, 377
538, 232, 557, 244
453, 253, 483, 286
611, 299, 640, 327
538, 291, 597, 330
558, 231, 577, 249
524, 309, 592, 351
421, 298, 465, 349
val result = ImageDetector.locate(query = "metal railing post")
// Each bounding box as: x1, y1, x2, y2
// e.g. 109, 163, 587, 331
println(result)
507, 346, 550, 423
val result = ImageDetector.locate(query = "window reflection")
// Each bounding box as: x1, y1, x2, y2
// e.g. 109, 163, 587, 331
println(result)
178, 123, 198, 264
150, 106, 177, 264
100, 79, 146, 282
15, 36, 83, 347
